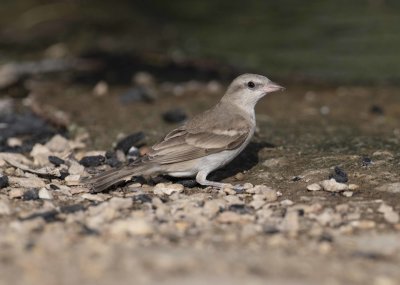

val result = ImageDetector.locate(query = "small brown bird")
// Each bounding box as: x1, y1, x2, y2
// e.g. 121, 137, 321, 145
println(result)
87, 74, 284, 192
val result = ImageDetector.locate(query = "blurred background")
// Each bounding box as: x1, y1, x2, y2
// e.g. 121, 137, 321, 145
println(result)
1, 0, 400, 84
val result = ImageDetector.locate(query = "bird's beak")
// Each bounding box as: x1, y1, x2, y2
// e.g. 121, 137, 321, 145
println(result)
264, 81, 285, 93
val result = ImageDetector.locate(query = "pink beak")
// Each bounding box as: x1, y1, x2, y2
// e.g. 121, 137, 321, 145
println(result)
264, 81, 285, 93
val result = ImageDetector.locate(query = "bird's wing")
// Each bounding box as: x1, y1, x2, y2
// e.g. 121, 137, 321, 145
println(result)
143, 112, 251, 165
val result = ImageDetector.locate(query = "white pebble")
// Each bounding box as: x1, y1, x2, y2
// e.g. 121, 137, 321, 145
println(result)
307, 183, 321, 191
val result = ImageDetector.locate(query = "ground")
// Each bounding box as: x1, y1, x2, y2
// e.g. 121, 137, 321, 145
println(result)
0, 71, 400, 285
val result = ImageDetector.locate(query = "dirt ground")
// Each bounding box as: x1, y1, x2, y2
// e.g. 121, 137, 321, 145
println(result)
0, 72, 400, 285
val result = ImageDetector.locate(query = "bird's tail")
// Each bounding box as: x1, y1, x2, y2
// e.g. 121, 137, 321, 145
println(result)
83, 163, 154, 193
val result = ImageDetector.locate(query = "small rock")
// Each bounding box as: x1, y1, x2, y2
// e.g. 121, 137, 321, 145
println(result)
81, 193, 104, 202
119, 87, 155, 104
0, 174, 9, 188
108, 197, 132, 210
48, 155, 65, 166
376, 183, 400, 194
126, 146, 140, 161
7, 137, 22, 147
30, 144, 52, 166
378, 203, 400, 224
348, 184, 359, 190
203, 199, 225, 218
68, 161, 85, 175
109, 218, 153, 236
22, 189, 39, 200
9, 188, 24, 199
8, 176, 46, 188
38, 187, 53, 200
162, 108, 187, 123
153, 183, 184, 196
132, 72, 155, 87
93, 81, 109, 97
0, 199, 11, 215
45, 135, 70, 153
263, 157, 287, 168
321, 179, 348, 192
69, 187, 87, 195
342, 191, 353, 197
223, 187, 236, 195
234, 172, 245, 181
249, 200, 265, 210
329, 166, 348, 183
280, 209, 299, 237
115, 132, 145, 154
307, 183, 321, 191
280, 199, 294, 206
369, 104, 384, 115
224, 195, 243, 205
79, 155, 105, 167
217, 211, 242, 223
361, 157, 373, 167
65, 174, 81, 185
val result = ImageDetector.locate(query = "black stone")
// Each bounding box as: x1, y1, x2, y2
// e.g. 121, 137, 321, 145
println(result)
362, 157, 373, 167
228, 204, 251, 215
79, 155, 105, 167
329, 166, 348, 183
48, 155, 65, 166
105, 151, 121, 167
0, 174, 9, 189
115, 132, 145, 154
369, 105, 384, 115
162, 108, 187, 123
291, 176, 302, 182
22, 189, 39, 201
119, 87, 155, 104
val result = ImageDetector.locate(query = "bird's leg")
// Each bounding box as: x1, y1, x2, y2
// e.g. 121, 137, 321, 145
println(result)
196, 171, 233, 189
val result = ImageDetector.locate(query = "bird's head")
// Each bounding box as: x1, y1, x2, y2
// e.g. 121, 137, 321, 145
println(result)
222, 73, 284, 110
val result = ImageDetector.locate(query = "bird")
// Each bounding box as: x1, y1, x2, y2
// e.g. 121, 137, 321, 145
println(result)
86, 73, 284, 192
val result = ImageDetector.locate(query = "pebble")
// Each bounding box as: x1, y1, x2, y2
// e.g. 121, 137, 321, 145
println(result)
65, 174, 81, 186
81, 193, 104, 202
162, 108, 187, 123
45, 135, 70, 153
362, 157, 373, 167
0, 199, 11, 215
119, 87, 155, 104
348, 184, 359, 190
320, 179, 348, 192
249, 200, 266, 210
217, 211, 242, 223
38, 187, 53, 200
376, 182, 400, 194
224, 195, 243, 205
126, 146, 140, 161
30, 144, 52, 166
93, 81, 109, 97
153, 183, 184, 196
48, 155, 65, 166
280, 199, 294, 206
68, 161, 85, 175
223, 187, 236, 195
109, 218, 153, 236
8, 176, 45, 188
22, 189, 39, 200
307, 183, 321, 191
9, 188, 24, 199
378, 203, 399, 224
115, 132, 145, 154
79, 155, 105, 167
0, 174, 9, 188
202, 199, 225, 218
280, 209, 299, 237
234, 172, 245, 181
263, 157, 287, 168
329, 166, 348, 183
342, 191, 353, 197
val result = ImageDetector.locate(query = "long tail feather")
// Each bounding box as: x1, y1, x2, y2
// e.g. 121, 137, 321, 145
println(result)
84, 164, 152, 193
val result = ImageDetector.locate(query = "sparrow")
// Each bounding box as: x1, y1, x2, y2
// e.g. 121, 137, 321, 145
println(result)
86, 73, 284, 192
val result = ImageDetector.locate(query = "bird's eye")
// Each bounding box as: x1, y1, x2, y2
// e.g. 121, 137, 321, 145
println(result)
247, 81, 255, 89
